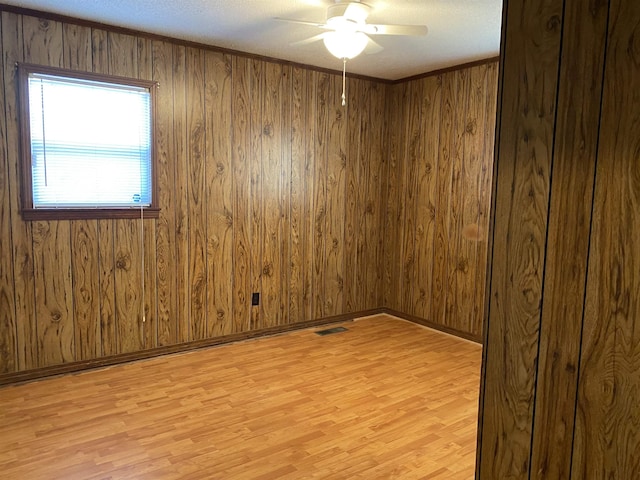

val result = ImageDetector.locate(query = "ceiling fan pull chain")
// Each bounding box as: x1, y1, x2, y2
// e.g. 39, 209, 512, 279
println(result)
342, 58, 347, 106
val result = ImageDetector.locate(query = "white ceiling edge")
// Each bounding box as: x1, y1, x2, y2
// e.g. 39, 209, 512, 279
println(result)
1, 0, 503, 80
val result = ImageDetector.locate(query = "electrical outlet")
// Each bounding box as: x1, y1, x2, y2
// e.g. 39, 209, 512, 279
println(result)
251, 292, 260, 306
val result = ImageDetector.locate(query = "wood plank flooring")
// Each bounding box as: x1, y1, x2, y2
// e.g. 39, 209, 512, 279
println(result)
0, 314, 482, 479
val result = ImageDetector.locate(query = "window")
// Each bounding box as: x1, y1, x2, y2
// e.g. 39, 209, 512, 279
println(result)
18, 64, 158, 220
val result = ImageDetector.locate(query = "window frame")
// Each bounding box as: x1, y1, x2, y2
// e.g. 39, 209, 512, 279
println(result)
17, 63, 159, 220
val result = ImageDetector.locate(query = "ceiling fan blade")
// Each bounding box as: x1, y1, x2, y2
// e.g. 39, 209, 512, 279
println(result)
363, 23, 428, 36
364, 36, 384, 55
290, 32, 328, 47
274, 17, 332, 30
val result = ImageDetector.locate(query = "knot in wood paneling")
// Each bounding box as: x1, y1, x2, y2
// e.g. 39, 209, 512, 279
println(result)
263, 123, 273, 136
216, 162, 225, 175
365, 201, 374, 214
466, 120, 477, 134
457, 257, 469, 273
216, 309, 225, 320
546, 15, 561, 33
263, 262, 273, 277
428, 203, 436, 220
115, 255, 130, 270
51, 311, 62, 322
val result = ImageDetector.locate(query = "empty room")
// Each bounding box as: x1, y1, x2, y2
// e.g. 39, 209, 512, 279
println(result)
1, 0, 638, 479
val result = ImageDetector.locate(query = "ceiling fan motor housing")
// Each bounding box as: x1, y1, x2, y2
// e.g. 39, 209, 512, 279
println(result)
327, 2, 371, 25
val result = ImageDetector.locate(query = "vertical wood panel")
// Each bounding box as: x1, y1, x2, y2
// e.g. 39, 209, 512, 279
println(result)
431, 72, 456, 327
572, 0, 640, 477
324, 74, 346, 316
231, 56, 252, 333
205, 51, 233, 337
153, 40, 178, 346
301, 70, 315, 322
0, 14, 18, 373
413, 75, 441, 320
23, 16, 75, 367
280, 65, 292, 325
186, 46, 207, 341
529, 0, 609, 477
456, 66, 484, 335
400, 80, 422, 314
366, 80, 386, 307
478, 0, 563, 476
249, 59, 263, 330
173, 44, 190, 343
261, 62, 284, 327
289, 67, 307, 322
312, 72, 329, 319
473, 63, 498, 338
344, 78, 361, 313
354, 80, 372, 312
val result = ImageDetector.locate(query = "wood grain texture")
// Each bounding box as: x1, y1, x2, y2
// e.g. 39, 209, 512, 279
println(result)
249, 59, 263, 331
312, 72, 328, 320
400, 79, 421, 315
382, 65, 497, 339
529, 0, 608, 477
324, 74, 346, 317
261, 62, 285, 327
411, 75, 440, 320
343, 78, 359, 314
186, 46, 207, 341
289, 66, 307, 321
478, 0, 563, 476
2, 12, 38, 372
153, 40, 178, 346
231, 55, 252, 334
0, 314, 482, 479
172, 44, 190, 344
0, 8, 490, 379
367, 80, 386, 308
572, 0, 640, 477
0, 14, 17, 374
205, 51, 233, 337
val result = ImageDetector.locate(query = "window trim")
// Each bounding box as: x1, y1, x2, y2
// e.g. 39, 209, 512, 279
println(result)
18, 63, 159, 220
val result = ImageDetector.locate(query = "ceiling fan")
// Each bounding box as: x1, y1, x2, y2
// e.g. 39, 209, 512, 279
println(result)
277, 1, 427, 105
278, 0, 427, 59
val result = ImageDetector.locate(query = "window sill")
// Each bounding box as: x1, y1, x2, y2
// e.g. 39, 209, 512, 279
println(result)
20, 207, 160, 221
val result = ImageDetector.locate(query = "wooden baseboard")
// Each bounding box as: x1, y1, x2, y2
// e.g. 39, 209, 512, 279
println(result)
0, 308, 385, 386
0, 307, 481, 386
381, 308, 484, 344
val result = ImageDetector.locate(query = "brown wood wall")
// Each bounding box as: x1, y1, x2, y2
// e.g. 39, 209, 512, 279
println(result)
384, 64, 498, 339
0, 8, 498, 378
477, 0, 640, 477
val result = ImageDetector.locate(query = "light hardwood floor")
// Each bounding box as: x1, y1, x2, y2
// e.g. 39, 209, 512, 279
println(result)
0, 314, 482, 479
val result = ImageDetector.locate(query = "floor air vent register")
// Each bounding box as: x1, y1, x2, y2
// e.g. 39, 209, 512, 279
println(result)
315, 326, 348, 336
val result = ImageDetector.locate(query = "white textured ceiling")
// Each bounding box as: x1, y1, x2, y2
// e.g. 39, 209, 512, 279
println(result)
3, 0, 503, 80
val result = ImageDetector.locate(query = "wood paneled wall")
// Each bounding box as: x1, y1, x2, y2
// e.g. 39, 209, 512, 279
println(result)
0, 8, 497, 378
0, 10, 388, 375
477, 0, 640, 477
383, 64, 498, 339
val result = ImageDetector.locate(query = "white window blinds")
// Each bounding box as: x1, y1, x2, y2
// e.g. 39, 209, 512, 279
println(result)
27, 72, 152, 208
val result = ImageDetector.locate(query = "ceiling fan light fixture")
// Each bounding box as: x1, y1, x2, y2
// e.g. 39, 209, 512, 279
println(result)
323, 30, 368, 59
